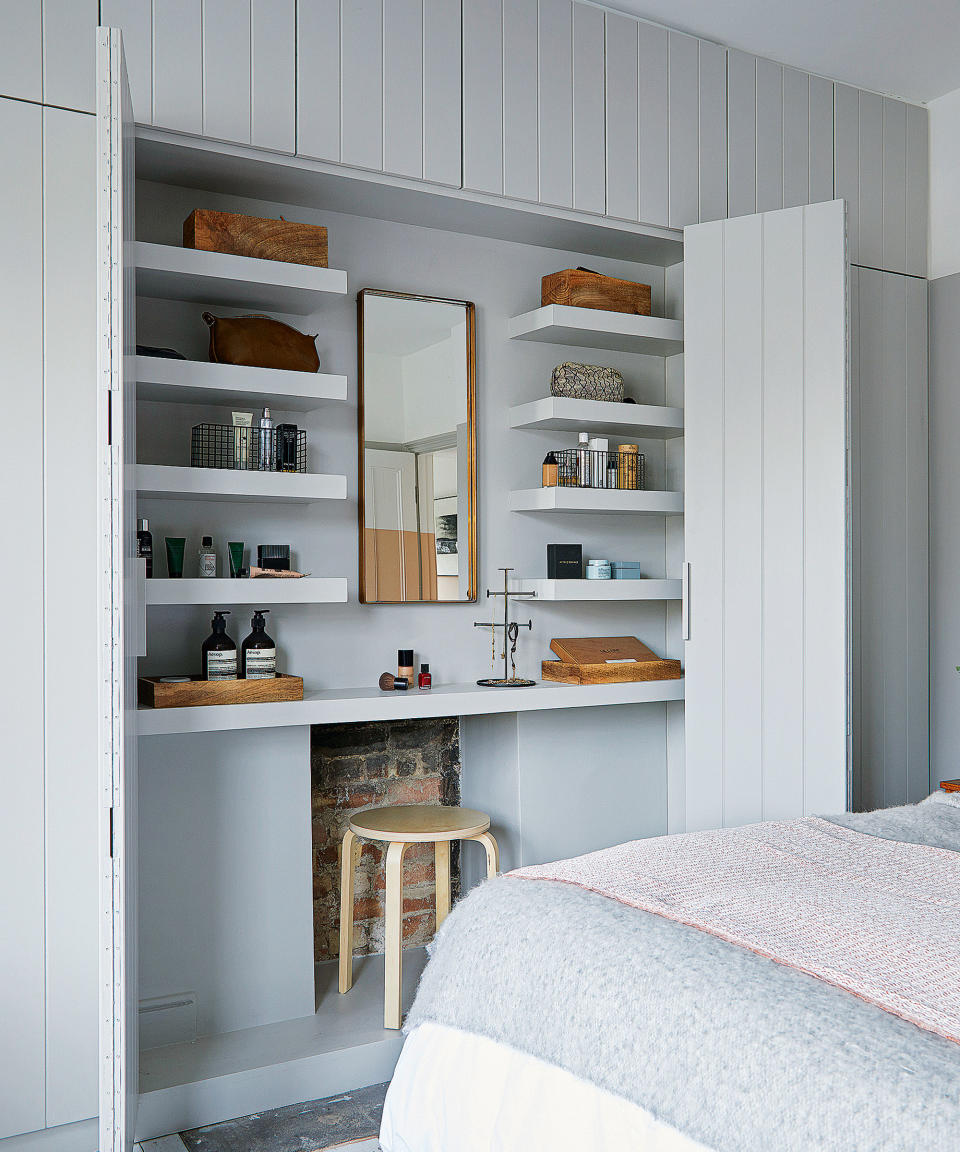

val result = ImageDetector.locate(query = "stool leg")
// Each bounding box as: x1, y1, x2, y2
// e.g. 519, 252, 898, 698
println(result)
339, 828, 360, 994
470, 830, 500, 878
434, 840, 451, 929
384, 840, 409, 1029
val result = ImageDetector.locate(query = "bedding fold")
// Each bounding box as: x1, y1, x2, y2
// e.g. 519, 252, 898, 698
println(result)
405, 799, 960, 1152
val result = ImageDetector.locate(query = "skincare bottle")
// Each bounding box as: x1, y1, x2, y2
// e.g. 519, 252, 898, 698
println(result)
202, 611, 237, 681
137, 518, 153, 578
576, 431, 590, 487
241, 610, 276, 679
606, 457, 618, 489
258, 407, 275, 471
198, 535, 217, 578
398, 649, 415, 689
587, 436, 608, 488
418, 663, 432, 690
541, 452, 559, 487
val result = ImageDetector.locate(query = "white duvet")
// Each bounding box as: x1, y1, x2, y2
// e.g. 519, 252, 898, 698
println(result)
380, 1021, 711, 1152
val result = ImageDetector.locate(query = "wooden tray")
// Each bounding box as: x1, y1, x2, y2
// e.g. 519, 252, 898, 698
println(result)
541, 268, 651, 315
138, 673, 304, 709
541, 659, 682, 685
183, 209, 328, 267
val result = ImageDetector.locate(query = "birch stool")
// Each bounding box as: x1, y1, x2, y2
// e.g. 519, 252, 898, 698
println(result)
338, 804, 499, 1028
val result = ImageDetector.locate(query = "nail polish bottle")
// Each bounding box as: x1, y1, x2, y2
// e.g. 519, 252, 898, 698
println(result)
418, 663, 432, 690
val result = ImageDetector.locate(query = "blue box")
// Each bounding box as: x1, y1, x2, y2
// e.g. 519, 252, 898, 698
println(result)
611, 562, 643, 580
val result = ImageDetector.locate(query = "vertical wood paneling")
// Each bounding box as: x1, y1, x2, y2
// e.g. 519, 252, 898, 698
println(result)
538, 0, 573, 209
782, 67, 809, 208
726, 49, 756, 219
698, 40, 727, 223
637, 21, 668, 228
761, 207, 806, 820
42, 107, 99, 1125
462, 0, 503, 193
251, 0, 295, 152
100, 0, 153, 124
882, 97, 908, 277
682, 219, 725, 831
604, 11, 639, 221
834, 83, 860, 264
341, 0, 383, 171
296, 0, 341, 161
858, 90, 883, 269
383, 0, 424, 179
572, 1, 605, 214
0, 95, 45, 1141
905, 103, 928, 277
720, 215, 763, 826
0, 0, 41, 102
808, 74, 834, 205
685, 202, 849, 830
422, 0, 461, 186
43, 0, 98, 113
801, 199, 848, 814
852, 269, 930, 810
668, 31, 699, 228
153, 0, 203, 134
503, 0, 539, 202
755, 57, 782, 212
202, 0, 252, 144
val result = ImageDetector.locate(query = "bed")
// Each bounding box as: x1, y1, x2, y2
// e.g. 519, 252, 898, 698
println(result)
380, 793, 960, 1152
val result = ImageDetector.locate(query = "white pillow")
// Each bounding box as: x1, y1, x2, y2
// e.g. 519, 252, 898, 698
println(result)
921, 790, 960, 809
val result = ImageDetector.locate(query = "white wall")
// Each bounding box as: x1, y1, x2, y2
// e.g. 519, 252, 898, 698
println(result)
928, 86, 960, 281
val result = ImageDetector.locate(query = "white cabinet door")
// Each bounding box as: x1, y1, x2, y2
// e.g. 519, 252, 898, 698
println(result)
0, 94, 46, 1144
97, 29, 139, 1152
684, 200, 849, 831
850, 269, 929, 811
835, 84, 927, 275
0, 0, 41, 102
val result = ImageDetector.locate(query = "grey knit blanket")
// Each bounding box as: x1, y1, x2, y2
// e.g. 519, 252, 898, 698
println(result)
406, 796, 960, 1151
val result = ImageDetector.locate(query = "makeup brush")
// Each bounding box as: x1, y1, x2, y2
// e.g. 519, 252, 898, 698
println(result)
378, 671, 408, 691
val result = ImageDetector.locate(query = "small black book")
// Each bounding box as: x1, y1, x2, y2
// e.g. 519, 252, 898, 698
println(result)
547, 543, 582, 580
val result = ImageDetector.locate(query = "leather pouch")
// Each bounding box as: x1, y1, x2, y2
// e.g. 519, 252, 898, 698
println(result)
550, 362, 625, 402
202, 312, 320, 372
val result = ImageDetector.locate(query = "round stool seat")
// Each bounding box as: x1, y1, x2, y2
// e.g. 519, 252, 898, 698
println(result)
349, 804, 489, 844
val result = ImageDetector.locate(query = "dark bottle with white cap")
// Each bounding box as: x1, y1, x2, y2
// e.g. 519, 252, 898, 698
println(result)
202, 611, 237, 681
137, 518, 153, 578
241, 610, 276, 679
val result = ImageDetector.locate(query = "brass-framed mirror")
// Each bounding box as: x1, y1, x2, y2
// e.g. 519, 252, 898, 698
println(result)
358, 289, 477, 603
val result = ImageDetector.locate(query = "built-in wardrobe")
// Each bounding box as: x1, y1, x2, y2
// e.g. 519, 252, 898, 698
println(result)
0, 4, 931, 1152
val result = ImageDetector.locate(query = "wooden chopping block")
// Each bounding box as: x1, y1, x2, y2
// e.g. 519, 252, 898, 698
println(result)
542, 635, 681, 684
183, 209, 328, 267
541, 267, 651, 315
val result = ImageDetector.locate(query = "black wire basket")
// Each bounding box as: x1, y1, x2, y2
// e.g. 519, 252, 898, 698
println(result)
190, 423, 306, 473
552, 448, 645, 490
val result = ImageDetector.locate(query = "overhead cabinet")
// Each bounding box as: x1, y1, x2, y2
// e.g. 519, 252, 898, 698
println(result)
0, 0, 97, 111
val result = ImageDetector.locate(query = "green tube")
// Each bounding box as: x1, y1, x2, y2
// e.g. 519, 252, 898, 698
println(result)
165, 537, 186, 579
228, 541, 245, 578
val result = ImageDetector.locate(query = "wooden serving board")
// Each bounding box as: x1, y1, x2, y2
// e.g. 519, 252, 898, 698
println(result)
541, 268, 651, 315
183, 210, 328, 267
138, 673, 304, 709
541, 659, 682, 684
550, 636, 659, 664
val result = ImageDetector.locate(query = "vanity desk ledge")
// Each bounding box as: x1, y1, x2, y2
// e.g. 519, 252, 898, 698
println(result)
137, 678, 685, 736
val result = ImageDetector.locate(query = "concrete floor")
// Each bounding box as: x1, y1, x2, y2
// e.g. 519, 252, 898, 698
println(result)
175, 1083, 388, 1152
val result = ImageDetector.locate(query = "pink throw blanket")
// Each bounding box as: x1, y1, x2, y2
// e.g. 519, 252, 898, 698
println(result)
513, 817, 960, 1043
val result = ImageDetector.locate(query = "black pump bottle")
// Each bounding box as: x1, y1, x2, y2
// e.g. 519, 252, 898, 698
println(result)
202, 611, 237, 681
241, 610, 276, 680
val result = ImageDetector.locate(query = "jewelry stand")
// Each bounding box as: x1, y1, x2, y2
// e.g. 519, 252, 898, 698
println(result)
474, 567, 536, 687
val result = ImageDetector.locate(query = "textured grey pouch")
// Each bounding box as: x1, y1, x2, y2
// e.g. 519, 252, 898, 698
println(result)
550, 362, 625, 401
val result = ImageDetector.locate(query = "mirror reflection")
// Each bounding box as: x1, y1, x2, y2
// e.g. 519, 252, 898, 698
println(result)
359, 290, 476, 603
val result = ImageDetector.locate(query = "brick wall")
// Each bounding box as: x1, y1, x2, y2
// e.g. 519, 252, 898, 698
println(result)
310, 717, 461, 962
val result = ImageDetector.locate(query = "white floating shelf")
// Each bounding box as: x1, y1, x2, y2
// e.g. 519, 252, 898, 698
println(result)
136, 356, 347, 411
509, 395, 683, 439
137, 678, 685, 736
137, 465, 347, 504
145, 578, 348, 606
134, 242, 347, 314
508, 305, 684, 355
522, 578, 682, 601
509, 487, 683, 515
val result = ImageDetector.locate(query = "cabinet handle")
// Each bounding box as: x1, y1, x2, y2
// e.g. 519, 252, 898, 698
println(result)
681, 562, 690, 641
